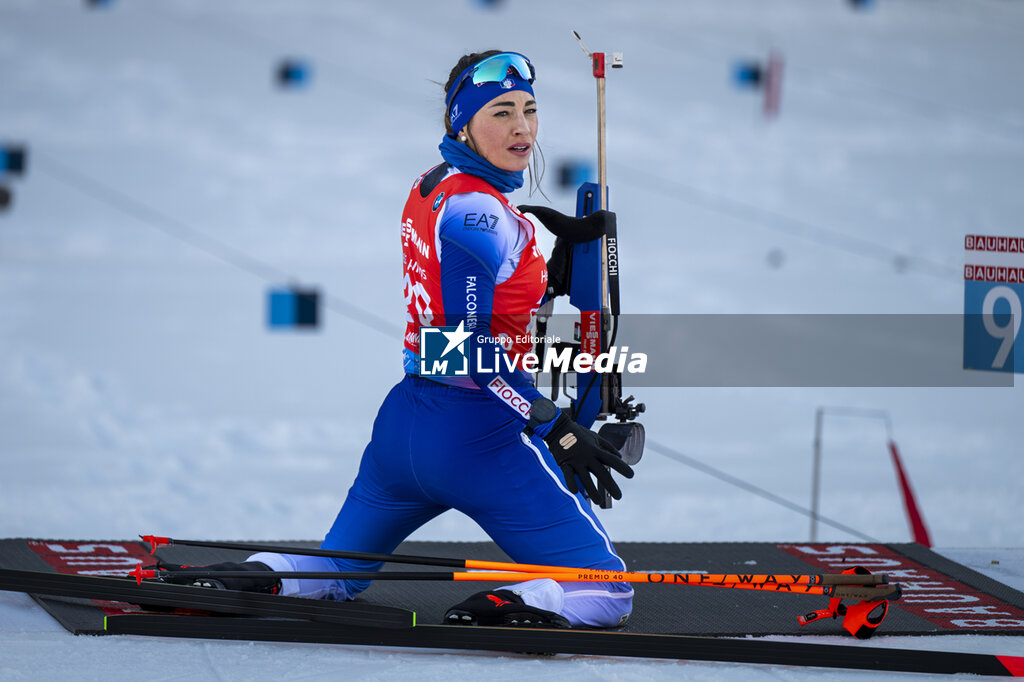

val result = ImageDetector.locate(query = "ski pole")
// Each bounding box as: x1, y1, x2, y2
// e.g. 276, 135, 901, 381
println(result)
140, 536, 888, 586
131, 566, 897, 600
141, 535, 580, 574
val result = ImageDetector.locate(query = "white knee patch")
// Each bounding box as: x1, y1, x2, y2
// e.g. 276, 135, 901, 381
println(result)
561, 582, 634, 628
502, 577, 565, 614
247, 551, 349, 601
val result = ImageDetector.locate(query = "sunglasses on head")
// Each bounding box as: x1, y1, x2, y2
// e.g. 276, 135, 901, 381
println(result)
445, 52, 536, 113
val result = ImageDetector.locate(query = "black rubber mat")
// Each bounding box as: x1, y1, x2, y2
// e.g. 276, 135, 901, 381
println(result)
2, 538, 1022, 637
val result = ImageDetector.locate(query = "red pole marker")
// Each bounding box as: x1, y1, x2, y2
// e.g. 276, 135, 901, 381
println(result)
141, 535, 171, 554
889, 440, 933, 547
129, 563, 157, 585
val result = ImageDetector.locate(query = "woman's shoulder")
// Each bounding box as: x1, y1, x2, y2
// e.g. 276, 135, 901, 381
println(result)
444, 190, 507, 214
412, 163, 458, 197
412, 165, 505, 203
443, 191, 526, 234
440, 190, 526, 246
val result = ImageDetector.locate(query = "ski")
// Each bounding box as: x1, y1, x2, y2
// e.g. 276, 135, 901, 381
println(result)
104, 613, 1024, 677
0, 567, 413, 629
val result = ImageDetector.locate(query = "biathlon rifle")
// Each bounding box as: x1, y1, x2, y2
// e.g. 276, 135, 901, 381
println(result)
532, 33, 644, 508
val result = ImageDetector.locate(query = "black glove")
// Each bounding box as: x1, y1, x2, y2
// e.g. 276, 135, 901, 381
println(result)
545, 237, 572, 298
520, 206, 615, 298
518, 205, 614, 244
527, 398, 634, 500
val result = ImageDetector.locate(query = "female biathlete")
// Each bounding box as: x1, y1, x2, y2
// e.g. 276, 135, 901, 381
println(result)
167, 50, 634, 629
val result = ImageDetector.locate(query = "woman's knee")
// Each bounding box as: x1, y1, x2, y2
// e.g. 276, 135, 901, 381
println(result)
560, 581, 633, 628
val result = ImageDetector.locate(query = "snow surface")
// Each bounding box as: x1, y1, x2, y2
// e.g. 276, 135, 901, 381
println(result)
1, 0, 1023, 679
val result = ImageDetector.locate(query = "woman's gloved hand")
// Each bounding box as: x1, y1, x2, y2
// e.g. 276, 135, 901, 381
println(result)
519, 206, 615, 298
526, 398, 634, 500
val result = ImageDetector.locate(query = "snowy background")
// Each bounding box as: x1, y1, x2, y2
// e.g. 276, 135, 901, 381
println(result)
1, 0, 1023, 679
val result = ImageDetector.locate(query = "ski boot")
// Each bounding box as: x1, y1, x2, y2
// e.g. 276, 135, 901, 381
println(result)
155, 560, 281, 594
443, 589, 571, 628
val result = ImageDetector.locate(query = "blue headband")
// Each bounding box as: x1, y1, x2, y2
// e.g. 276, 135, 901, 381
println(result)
447, 68, 535, 136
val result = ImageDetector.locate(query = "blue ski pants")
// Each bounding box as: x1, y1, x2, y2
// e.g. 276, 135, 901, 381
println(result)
252, 374, 632, 627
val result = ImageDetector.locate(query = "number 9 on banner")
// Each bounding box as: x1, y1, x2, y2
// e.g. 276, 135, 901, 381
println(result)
964, 281, 1023, 373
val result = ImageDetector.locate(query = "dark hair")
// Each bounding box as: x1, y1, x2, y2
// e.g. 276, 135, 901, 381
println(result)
443, 50, 503, 135
444, 50, 546, 197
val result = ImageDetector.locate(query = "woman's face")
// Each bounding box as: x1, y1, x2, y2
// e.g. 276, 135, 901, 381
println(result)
464, 89, 537, 173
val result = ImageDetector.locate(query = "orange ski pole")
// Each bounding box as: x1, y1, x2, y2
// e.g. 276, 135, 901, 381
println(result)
133, 566, 896, 600
140, 535, 886, 585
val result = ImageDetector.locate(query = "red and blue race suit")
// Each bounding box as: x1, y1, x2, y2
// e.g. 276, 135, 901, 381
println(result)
250, 164, 632, 628
401, 164, 548, 421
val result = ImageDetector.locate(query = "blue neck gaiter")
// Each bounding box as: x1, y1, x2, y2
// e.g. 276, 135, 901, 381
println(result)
438, 135, 524, 194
